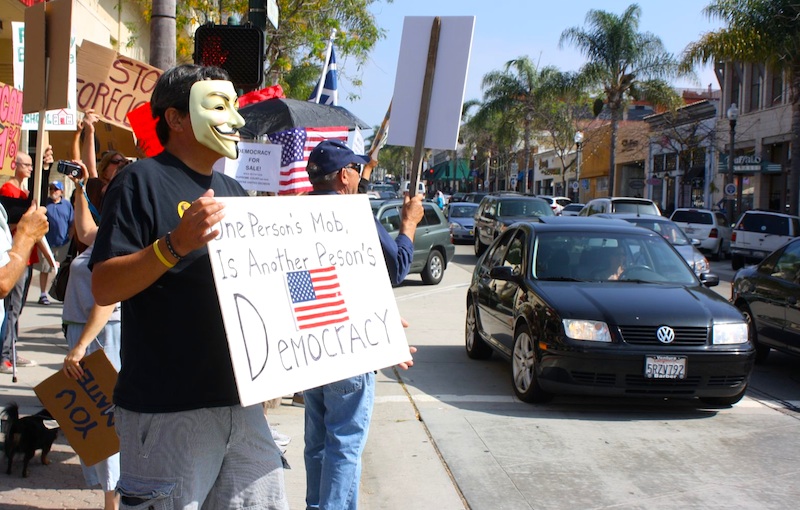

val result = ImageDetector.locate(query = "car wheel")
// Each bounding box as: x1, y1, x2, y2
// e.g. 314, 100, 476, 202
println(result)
700, 385, 747, 406
731, 254, 744, 270
511, 327, 552, 403
738, 304, 770, 363
421, 250, 445, 285
711, 240, 723, 261
474, 234, 486, 256
465, 300, 492, 360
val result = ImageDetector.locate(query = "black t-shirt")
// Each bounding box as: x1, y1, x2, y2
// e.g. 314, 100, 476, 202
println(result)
90, 152, 247, 413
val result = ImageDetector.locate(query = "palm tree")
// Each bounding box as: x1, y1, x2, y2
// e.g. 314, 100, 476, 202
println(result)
682, 0, 800, 215
475, 57, 570, 194
150, 0, 176, 70
560, 3, 685, 196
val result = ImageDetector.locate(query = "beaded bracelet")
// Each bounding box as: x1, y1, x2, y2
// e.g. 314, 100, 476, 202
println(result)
152, 239, 175, 269
164, 231, 184, 260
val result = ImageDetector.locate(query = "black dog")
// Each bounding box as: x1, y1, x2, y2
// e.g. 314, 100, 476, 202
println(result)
2, 403, 60, 477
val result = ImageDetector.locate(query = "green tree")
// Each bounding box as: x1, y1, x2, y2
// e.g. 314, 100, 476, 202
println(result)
129, 0, 387, 99
560, 3, 685, 196
681, 0, 800, 215
475, 57, 571, 193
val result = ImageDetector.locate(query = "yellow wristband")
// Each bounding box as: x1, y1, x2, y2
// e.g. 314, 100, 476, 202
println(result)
153, 239, 175, 269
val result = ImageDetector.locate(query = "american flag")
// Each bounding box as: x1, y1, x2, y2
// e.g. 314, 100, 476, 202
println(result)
286, 266, 349, 331
268, 126, 348, 195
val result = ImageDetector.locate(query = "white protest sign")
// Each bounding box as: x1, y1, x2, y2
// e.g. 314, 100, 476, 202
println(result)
11, 21, 77, 131
213, 141, 281, 192
207, 194, 411, 406
388, 16, 475, 151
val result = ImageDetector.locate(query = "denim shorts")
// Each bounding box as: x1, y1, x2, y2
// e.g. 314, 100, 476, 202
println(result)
115, 405, 288, 510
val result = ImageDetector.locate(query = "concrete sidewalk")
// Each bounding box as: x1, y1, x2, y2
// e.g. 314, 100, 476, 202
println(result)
0, 283, 466, 509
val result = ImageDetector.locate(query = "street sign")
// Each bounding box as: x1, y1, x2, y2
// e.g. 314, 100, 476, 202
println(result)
724, 183, 737, 197
571, 181, 579, 191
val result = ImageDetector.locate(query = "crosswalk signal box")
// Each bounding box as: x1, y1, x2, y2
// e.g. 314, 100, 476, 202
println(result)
194, 23, 264, 92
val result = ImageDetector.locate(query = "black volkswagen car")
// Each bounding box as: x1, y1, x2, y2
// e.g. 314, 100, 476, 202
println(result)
465, 217, 754, 405
731, 237, 800, 362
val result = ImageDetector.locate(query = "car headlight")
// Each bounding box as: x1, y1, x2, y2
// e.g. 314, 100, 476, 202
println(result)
712, 322, 749, 345
563, 319, 612, 342
449, 222, 464, 231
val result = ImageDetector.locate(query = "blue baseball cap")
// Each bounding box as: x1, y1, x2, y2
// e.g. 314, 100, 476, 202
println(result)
307, 140, 370, 179
49, 181, 63, 191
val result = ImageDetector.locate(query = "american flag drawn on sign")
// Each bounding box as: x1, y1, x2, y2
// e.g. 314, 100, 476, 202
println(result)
286, 266, 349, 330
267, 126, 348, 195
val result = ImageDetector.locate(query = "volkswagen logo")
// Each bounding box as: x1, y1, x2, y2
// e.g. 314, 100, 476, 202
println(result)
656, 326, 675, 344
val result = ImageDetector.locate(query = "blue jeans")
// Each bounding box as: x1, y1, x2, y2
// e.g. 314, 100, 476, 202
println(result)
304, 372, 375, 510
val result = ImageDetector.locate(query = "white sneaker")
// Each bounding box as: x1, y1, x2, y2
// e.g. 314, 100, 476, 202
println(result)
271, 427, 291, 448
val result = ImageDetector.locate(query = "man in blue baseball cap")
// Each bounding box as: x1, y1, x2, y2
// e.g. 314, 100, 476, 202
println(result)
303, 139, 422, 510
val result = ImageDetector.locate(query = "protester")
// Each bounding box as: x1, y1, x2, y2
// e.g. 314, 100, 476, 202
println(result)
303, 139, 423, 509
34, 181, 74, 305
0, 195, 49, 375
61, 160, 120, 510
90, 64, 288, 509
0, 150, 53, 373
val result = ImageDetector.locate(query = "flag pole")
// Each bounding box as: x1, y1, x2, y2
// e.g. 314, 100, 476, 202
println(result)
314, 29, 336, 104
362, 100, 392, 182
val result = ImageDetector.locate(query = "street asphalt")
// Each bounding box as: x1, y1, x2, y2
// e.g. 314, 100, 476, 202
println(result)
0, 271, 467, 509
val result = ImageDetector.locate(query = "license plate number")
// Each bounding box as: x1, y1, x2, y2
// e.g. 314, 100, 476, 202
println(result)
685, 227, 695, 233
645, 356, 686, 379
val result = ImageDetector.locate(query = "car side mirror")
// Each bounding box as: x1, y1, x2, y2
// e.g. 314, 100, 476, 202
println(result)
699, 272, 719, 288
489, 265, 519, 281
691, 238, 701, 246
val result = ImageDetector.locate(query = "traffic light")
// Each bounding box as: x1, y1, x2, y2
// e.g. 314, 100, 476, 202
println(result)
194, 23, 265, 92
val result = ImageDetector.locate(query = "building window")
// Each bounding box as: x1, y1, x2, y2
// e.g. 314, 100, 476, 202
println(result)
770, 70, 784, 106
597, 176, 608, 192
653, 154, 665, 174
749, 63, 761, 112
665, 153, 677, 173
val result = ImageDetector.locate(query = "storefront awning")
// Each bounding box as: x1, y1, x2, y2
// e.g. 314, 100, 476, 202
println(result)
431, 160, 471, 181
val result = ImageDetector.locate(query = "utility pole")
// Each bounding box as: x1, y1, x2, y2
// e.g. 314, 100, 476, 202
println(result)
151, 0, 177, 70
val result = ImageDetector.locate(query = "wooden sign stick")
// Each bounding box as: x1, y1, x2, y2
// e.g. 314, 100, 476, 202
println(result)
408, 17, 441, 197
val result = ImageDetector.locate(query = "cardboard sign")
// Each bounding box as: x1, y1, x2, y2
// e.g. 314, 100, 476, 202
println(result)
34, 349, 119, 467
12, 19, 78, 131
76, 40, 163, 130
21, 0, 73, 115
208, 195, 411, 406
388, 16, 475, 151
0, 81, 24, 176
212, 141, 281, 192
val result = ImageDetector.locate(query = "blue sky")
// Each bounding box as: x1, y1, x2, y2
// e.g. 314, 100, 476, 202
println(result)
339, 0, 723, 130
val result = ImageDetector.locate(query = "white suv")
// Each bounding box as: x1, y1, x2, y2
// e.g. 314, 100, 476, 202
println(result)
730, 210, 800, 270
670, 208, 732, 260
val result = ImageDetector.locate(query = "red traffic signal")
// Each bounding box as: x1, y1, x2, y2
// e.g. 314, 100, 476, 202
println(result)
194, 23, 264, 92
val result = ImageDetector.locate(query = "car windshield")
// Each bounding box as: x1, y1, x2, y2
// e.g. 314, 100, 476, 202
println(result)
534, 231, 697, 284
450, 205, 477, 218
612, 201, 659, 215
497, 199, 552, 217
624, 219, 692, 246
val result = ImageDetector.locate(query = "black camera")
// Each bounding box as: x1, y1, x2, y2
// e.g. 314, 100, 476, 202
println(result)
56, 160, 82, 179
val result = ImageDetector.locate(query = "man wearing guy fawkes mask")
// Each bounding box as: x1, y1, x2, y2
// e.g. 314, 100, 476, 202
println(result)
90, 66, 289, 510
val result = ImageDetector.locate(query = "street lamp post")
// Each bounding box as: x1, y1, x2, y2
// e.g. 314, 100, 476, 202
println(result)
574, 131, 584, 203
726, 103, 739, 225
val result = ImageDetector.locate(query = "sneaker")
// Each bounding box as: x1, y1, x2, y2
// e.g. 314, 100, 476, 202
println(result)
0, 360, 12, 374
38, 296, 51, 305
14, 355, 37, 367
292, 392, 305, 407
271, 427, 291, 447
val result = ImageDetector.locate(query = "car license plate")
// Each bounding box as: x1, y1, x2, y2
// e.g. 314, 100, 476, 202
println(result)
644, 355, 686, 379
685, 227, 695, 233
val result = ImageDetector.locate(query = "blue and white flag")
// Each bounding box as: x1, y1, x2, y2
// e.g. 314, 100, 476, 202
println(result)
308, 46, 338, 106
